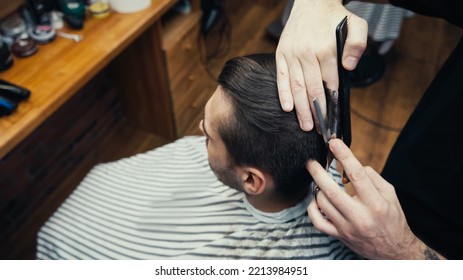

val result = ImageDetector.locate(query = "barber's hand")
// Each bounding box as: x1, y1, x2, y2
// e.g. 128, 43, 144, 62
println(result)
276, 0, 367, 131
306, 139, 444, 259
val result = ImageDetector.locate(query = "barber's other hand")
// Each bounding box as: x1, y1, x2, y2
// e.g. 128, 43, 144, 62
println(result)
276, 0, 367, 131
307, 139, 444, 259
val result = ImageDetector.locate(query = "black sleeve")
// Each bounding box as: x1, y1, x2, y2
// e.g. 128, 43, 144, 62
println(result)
388, 0, 463, 28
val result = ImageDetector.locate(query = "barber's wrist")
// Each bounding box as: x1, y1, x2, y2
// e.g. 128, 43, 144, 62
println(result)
408, 235, 446, 260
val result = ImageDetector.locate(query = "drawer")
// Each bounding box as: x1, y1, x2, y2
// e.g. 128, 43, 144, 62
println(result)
168, 50, 201, 92
164, 24, 202, 85
172, 64, 215, 135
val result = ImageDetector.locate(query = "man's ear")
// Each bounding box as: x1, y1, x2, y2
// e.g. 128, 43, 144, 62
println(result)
237, 167, 268, 196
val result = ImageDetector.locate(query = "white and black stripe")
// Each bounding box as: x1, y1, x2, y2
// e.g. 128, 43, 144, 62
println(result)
37, 136, 361, 260
346, 1, 415, 54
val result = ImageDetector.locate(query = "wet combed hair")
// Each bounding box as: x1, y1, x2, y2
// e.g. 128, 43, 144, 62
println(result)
217, 53, 327, 200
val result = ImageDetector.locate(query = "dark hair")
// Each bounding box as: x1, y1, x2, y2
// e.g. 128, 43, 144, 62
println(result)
217, 53, 327, 200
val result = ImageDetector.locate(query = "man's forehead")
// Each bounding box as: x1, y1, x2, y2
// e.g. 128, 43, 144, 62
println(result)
209, 86, 227, 107
206, 86, 231, 129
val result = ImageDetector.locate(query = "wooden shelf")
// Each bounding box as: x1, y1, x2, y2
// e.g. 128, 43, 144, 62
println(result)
0, 0, 178, 159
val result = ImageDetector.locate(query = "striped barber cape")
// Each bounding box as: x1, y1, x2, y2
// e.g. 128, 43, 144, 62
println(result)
36, 136, 361, 260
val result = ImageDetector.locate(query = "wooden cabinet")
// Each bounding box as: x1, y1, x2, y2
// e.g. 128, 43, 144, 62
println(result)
160, 1, 213, 136
0, 0, 210, 258
110, 0, 211, 138
0, 0, 210, 158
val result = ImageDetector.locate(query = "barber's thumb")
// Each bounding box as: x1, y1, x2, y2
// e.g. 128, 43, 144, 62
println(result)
342, 17, 368, 70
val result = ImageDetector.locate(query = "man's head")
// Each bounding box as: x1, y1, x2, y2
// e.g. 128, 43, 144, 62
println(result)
200, 53, 327, 208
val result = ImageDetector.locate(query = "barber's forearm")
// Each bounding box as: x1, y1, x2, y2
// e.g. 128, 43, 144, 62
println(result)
408, 236, 447, 260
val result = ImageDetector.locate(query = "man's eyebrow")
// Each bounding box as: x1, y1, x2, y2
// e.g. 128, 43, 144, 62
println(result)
202, 111, 212, 139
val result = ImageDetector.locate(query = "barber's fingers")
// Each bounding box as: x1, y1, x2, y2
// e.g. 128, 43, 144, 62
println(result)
318, 53, 339, 92
307, 160, 356, 215
300, 51, 336, 133
296, 49, 326, 133
328, 139, 383, 205
365, 166, 396, 200
307, 200, 340, 238
342, 15, 368, 70
314, 185, 346, 223
286, 53, 315, 131
276, 53, 294, 112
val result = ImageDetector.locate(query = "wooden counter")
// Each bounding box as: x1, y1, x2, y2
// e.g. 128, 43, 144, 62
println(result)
0, 0, 182, 158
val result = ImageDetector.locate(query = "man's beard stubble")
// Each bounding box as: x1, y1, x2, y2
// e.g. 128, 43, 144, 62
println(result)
209, 161, 244, 193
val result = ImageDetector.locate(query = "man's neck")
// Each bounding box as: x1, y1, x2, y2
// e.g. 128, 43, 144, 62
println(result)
242, 191, 311, 224
245, 191, 308, 213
